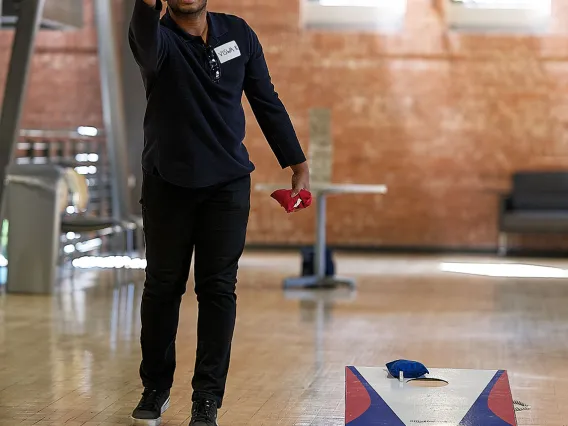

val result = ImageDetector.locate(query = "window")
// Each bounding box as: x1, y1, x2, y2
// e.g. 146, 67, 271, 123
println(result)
450, 0, 548, 8
444, 0, 551, 32
301, 0, 407, 32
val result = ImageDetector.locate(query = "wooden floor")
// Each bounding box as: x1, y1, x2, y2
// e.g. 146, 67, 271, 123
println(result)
1, 252, 568, 425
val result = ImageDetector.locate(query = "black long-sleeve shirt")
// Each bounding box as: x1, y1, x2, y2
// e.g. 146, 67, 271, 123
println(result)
129, 0, 306, 188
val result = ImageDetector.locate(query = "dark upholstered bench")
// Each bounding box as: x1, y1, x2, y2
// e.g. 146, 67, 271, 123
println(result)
498, 171, 568, 255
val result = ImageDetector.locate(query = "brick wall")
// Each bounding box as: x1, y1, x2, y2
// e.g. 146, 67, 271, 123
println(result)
229, 0, 568, 250
0, 0, 102, 129
2, 0, 568, 250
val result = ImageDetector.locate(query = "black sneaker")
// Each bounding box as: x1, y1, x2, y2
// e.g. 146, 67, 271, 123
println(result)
189, 399, 218, 426
131, 388, 170, 426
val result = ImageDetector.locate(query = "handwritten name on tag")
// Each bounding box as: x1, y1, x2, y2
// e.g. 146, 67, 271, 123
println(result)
214, 41, 241, 64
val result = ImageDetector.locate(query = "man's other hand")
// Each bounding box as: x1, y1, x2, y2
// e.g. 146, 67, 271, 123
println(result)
290, 162, 310, 198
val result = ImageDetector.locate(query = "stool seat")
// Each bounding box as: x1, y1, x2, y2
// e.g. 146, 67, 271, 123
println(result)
61, 216, 116, 233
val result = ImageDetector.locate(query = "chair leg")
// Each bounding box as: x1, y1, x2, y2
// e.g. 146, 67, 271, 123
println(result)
136, 226, 145, 255
498, 233, 508, 256
126, 229, 134, 254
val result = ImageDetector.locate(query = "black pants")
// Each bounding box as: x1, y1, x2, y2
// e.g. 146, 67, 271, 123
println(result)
139, 171, 250, 408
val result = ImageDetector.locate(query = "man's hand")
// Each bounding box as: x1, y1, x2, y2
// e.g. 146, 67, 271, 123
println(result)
142, 0, 157, 6
290, 162, 310, 197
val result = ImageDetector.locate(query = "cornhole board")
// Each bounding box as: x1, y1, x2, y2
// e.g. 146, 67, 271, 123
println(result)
346, 366, 517, 425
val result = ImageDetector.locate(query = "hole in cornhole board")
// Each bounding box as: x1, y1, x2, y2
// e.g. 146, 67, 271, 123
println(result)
407, 378, 449, 388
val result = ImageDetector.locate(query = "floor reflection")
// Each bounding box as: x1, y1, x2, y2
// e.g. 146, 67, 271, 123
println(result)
285, 288, 356, 370
0, 267, 6, 290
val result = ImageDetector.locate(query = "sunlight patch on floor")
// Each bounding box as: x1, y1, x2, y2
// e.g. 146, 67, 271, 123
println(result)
439, 262, 568, 278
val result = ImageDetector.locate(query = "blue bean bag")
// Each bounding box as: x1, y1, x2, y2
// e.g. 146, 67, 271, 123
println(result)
386, 359, 429, 379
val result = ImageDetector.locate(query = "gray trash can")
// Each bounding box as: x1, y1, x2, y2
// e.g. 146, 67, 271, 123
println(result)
5, 164, 67, 294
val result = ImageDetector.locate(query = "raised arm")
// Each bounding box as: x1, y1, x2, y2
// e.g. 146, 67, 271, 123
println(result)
243, 25, 307, 175
129, 0, 167, 73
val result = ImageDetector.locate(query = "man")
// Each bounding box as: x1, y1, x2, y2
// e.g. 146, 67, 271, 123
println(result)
128, 0, 310, 425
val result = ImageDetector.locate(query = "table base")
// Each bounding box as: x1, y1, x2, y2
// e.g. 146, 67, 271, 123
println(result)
283, 275, 356, 289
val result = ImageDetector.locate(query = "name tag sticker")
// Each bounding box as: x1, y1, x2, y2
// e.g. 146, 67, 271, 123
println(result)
214, 41, 241, 64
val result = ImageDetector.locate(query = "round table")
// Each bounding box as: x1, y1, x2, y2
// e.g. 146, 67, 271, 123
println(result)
255, 183, 388, 289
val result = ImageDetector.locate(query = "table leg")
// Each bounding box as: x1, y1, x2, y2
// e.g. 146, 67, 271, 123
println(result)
283, 193, 355, 289
315, 193, 326, 278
